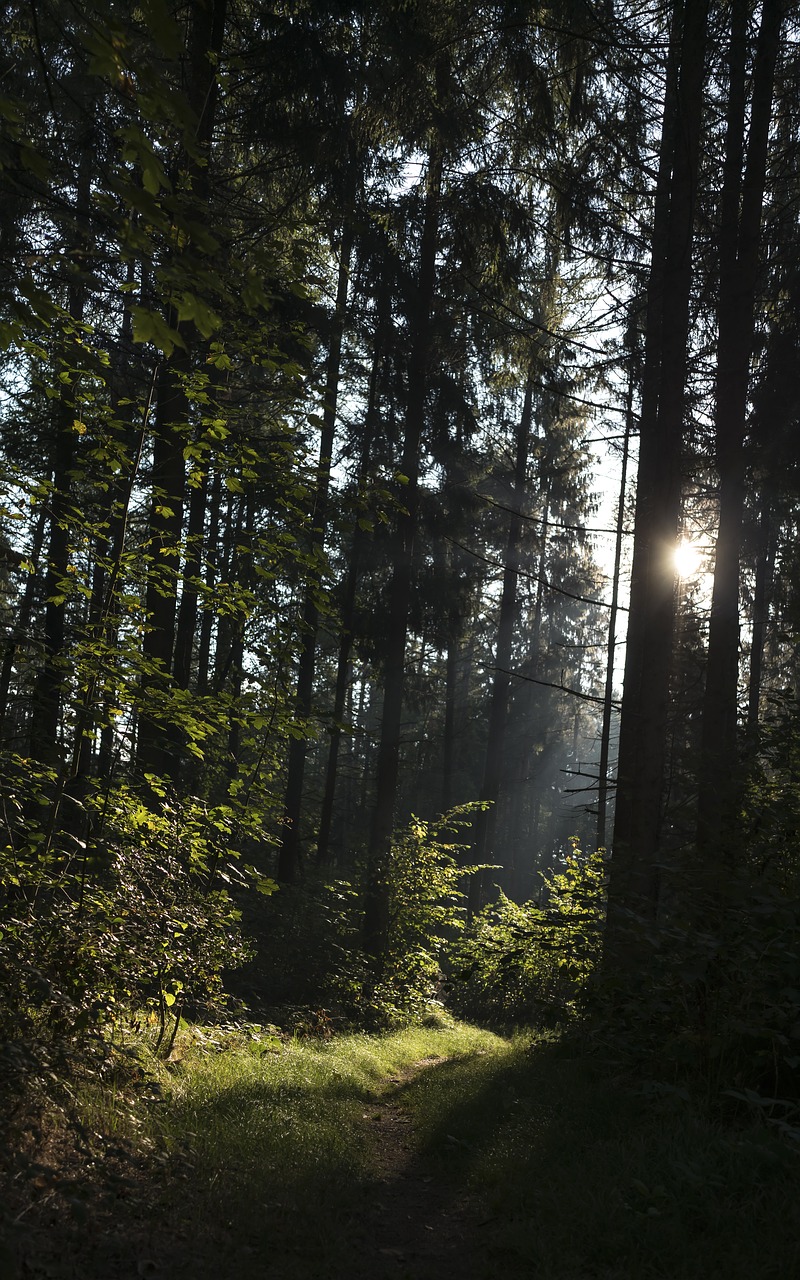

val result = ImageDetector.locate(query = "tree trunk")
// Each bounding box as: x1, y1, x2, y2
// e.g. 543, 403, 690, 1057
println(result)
195, 465, 222, 697
596, 347, 634, 851
136, 0, 227, 780
696, 0, 782, 862
609, 0, 709, 944
29, 132, 93, 768
278, 216, 354, 882
746, 498, 774, 737
468, 372, 535, 915
362, 144, 443, 958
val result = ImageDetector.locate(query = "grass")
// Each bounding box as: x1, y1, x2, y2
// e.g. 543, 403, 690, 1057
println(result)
8, 1015, 800, 1279
392, 1031, 800, 1279
140, 1012, 503, 1277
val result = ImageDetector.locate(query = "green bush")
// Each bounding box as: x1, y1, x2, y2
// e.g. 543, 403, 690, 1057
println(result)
242, 804, 488, 1030
450, 841, 606, 1027
0, 763, 262, 1088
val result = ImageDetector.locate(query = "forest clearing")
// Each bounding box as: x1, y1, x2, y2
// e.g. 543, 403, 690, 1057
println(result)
4, 1, 800, 1276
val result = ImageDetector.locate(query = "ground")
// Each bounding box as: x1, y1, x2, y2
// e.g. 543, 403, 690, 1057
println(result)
1, 1055, 494, 1280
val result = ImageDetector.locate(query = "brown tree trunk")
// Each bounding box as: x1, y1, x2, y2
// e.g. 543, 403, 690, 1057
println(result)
746, 498, 774, 737
136, 0, 227, 779
609, 0, 709, 945
278, 217, 354, 882
696, 0, 783, 862
29, 133, 93, 769
468, 371, 535, 915
596, 349, 634, 851
362, 143, 443, 958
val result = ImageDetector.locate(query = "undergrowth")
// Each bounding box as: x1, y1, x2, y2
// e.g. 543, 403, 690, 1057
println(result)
389, 1033, 800, 1280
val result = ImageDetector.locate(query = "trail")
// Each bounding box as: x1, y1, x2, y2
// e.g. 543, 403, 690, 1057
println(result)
349, 1055, 485, 1280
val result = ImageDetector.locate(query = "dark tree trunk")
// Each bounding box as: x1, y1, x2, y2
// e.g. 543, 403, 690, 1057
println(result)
278, 217, 354, 882
362, 144, 443, 958
468, 372, 535, 915
746, 498, 774, 737
441, 597, 460, 814
696, 0, 782, 862
195, 465, 222, 697
136, 0, 227, 780
596, 350, 634, 851
317, 269, 390, 866
172, 464, 209, 690
136, 357, 190, 777
29, 133, 93, 769
609, 0, 709, 943
0, 505, 46, 743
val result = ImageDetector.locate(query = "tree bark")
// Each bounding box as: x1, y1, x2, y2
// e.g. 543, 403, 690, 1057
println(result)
596, 346, 634, 851
468, 371, 535, 915
609, 0, 709, 944
277, 215, 354, 882
696, 0, 783, 862
362, 143, 443, 958
746, 497, 774, 737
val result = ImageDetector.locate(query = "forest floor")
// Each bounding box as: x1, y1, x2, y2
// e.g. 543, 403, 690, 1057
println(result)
2, 1021, 503, 1280
3, 1017, 800, 1280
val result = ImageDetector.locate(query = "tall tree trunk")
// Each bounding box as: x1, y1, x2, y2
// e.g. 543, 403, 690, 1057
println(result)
29, 131, 93, 769
468, 372, 535, 915
136, 0, 227, 780
277, 216, 354, 881
696, 0, 782, 862
195, 465, 222, 697
0, 505, 47, 743
608, 0, 709, 947
596, 349, 634, 851
316, 269, 390, 866
172, 464, 209, 690
746, 497, 774, 737
441, 593, 460, 814
362, 143, 443, 957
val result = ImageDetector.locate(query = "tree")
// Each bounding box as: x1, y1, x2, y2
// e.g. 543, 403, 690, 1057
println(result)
609, 0, 710, 945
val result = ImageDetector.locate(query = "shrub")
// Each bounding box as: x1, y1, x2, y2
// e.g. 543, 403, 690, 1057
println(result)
449, 841, 606, 1027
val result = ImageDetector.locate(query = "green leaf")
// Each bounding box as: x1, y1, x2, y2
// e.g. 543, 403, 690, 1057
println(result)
138, 0, 183, 58
175, 292, 221, 338
131, 305, 186, 356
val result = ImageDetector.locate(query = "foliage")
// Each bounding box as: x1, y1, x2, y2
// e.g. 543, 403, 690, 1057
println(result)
0, 761, 265, 1091
370, 803, 490, 1022
241, 805, 488, 1029
598, 863, 800, 1130
450, 841, 607, 1026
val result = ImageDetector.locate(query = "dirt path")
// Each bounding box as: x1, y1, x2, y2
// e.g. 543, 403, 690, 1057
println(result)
348, 1056, 488, 1280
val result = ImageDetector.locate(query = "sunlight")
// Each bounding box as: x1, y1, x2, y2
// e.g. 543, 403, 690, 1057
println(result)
674, 539, 703, 579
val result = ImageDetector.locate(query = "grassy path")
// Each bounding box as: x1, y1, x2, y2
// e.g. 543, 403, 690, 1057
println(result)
5, 1017, 800, 1279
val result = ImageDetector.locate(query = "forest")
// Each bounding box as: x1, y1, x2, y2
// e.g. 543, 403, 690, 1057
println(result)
2, 0, 800, 1276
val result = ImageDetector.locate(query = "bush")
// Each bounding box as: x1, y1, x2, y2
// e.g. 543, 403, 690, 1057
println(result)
0, 765, 263, 1089
449, 841, 606, 1027
239, 804, 488, 1030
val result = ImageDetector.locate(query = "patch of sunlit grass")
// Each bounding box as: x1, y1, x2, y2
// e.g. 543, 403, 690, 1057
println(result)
139, 1014, 502, 1277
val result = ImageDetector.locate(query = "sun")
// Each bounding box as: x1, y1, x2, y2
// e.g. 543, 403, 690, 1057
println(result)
674, 539, 703, 579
